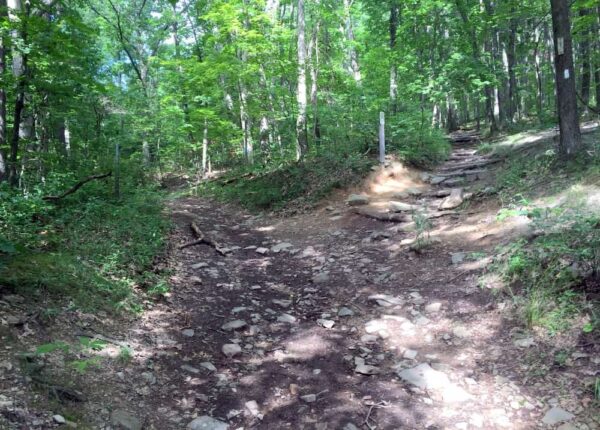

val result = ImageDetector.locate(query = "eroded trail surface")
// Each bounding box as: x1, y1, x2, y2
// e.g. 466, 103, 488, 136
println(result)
1, 132, 597, 430
120, 134, 595, 430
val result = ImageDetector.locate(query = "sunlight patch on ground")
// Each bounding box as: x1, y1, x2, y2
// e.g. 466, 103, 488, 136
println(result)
365, 162, 424, 198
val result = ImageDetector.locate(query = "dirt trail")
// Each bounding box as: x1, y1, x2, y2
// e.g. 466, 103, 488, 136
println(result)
1, 131, 598, 430
113, 133, 594, 429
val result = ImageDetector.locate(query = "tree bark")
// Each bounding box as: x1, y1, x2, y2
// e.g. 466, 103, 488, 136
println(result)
295, 0, 308, 160
578, 8, 591, 116
239, 80, 253, 164
308, 13, 320, 143
0, 0, 6, 182
343, 0, 361, 84
201, 119, 208, 177
550, 0, 581, 157
595, 7, 600, 111
506, 10, 518, 122
7, 0, 26, 186
389, 1, 400, 114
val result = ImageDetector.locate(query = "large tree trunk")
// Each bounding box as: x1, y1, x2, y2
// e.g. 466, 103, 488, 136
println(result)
550, 0, 581, 157
578, 8, 591, 116
295, 0, 308, 160
0, 0, 7, 182
389, 1, 400, 114
595, 7, 600, 111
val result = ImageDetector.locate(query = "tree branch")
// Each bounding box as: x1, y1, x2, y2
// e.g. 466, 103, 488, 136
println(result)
43, 172, 112, 202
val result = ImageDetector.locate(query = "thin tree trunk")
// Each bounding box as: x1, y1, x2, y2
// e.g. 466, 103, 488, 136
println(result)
201, 119, 208, 177
239, 81, 253, 164
550, 0, 581, 157
507, 11, 517, 122
389, 1, 400, 114
7, 0, 26, 186
295, 0, 308, 160
308, 14, 320, 143
578, 8, 591, 116
343, 0, 361, 84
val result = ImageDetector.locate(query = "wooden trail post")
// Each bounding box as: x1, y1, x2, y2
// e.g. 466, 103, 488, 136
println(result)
379, 111, 385, 164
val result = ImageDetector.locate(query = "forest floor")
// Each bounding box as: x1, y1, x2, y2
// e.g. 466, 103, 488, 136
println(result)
1, 124, 599, 430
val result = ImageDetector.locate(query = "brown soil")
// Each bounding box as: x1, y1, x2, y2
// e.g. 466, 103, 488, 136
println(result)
1, 131, 598, 430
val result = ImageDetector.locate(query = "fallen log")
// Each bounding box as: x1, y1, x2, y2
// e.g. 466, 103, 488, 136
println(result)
43, 172, 112, 202
439, 158, 502, 172
179, 222, 229, 255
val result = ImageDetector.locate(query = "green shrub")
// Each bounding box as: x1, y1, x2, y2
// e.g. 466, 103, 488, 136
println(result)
0, 170, 169, 311
492, 212, 599, 333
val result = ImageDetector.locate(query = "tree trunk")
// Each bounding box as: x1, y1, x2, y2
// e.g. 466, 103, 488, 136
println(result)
343, 0, 361, 84
389, 1, 400, 114
506, 11, 517, 122
7, 0, 26, 186
550, 0, 581, 157
295, 0, 308, 160
308, 15, 320, 143
201, 119, 208, 177
239, 82, 253, 164
578, 8, 591, 116
0, 0, 6, 182
595, 10, 600, 111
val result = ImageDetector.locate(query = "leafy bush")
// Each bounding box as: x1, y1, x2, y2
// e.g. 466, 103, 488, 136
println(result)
391, 128, 451, 168
0, 169, 169, 311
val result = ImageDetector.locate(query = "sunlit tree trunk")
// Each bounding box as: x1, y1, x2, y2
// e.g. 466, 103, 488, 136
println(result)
239, 81, 253, 164
201, 119, 208, 177
308, 13, 320, 144
389, 1, 400, 114
295, 0, 308, 160
7, 0, 26, 186
550, 0, 581, 157
343, 0, 361, 84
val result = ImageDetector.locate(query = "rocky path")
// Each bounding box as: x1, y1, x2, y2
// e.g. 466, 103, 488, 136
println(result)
109, 134, 594, 430
1, 131, 597, 430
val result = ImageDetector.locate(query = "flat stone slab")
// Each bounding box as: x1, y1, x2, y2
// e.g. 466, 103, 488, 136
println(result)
397, 363, 450, 390
110, 410, 142, 430
389, 201, 421, 212
188, 416, 229, 430
397, 363, 472, 403
542, 407, 575, 425
221, 320, 247, 331
347, 194, 370, 206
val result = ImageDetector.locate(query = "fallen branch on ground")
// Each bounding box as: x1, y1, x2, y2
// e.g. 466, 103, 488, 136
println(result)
179, 222, 229, 255
364, 400, 390, 430
31, 375, 87, 402
43, 172, 112, 202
